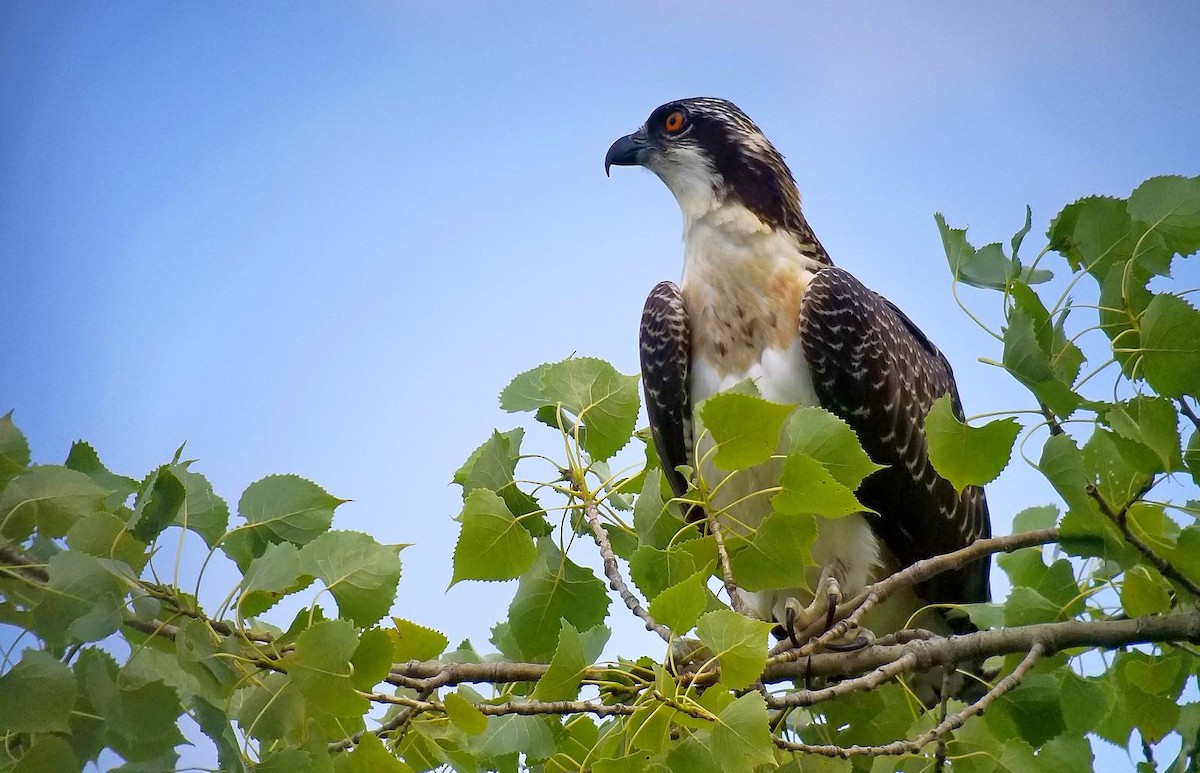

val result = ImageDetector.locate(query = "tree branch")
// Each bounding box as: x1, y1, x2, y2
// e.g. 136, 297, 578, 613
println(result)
707, 513, 749, 614
768, 527, 1061, 663
1086, 483, 1200, 598
773, 642, 1044, 758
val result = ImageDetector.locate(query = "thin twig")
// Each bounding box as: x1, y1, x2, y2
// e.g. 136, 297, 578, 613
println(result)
1086, 484, 1200, 598
772, 642, 1044, 758
574, 476, 672, 642
707, 515, 749, 614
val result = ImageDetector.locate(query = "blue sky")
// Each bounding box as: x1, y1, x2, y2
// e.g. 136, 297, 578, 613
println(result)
3, 2, 1199, 768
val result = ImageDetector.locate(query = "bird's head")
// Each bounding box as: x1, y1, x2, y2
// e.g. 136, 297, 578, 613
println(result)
605, 97, 803, 231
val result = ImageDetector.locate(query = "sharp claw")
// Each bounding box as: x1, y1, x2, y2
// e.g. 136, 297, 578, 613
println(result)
785, 605, 801, 648
825, 591, 838, 632
824, 636, 870, 653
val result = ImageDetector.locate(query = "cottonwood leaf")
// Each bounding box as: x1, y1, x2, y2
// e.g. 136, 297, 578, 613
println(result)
350, 628, 394, 691
727, 511, 814, 592
223, 475, 347, 571
500, 358, 640, 461
0, 649, 76, 733
390, 617, 449, 661
533, 621, 587, 701
1105, 397, 1183, 473
239, 542, 312, 618
75, 648, 185, 763
1012, 504, 1058, 533
334, 732, 413, 772
996, 673, 1065, 747
300, 530, 402, 627
0, 465, 111, 541
451, 489, 537, 585
783, 407, 884, 489
925, 395, 1020, 492
443, 691, 488, 736
629, 538, 716, 601
1139, 294, 1200, 398
234, 672, 304, 744
171, 463, 231, 547
699, 392, 792, 471
1003, 306, 1079, 417
506, 539, 608, 662
473, 714, 557, 763
285, 620, 366, 717
695, 609, 773, 690
772, 452, 867, 518
454, 428, 548, 536
32, 552, 123, 646
1122, 567, 1171, 617
0, 411, 30, 489
647, 562, 713, 635
707, 693, 775, 771
64, 440, 137, 511
130, 464, 186, 542
633, 468, 684, 551
1127, 174, 1200, 257
66, 510, 148, 571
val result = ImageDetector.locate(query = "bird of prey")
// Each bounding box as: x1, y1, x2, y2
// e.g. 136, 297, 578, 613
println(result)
605, 97, 991, 647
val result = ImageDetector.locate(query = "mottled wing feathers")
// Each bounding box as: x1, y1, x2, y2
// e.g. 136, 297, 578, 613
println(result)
800, 267, 992, 606
640, 282, 697, 512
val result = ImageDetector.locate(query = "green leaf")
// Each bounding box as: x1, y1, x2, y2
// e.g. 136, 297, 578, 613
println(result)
500, 357, 640, 461
924, 395, 1020, 492
0, 465, 110, 541
172, 464, 231, 547
708, 692, 775, 771
936, 213, 1013, 289
1185, 430, 1200, 486
695, 609, 773, 690
1127, 175, 1200, 257
727, 511, 815, 592
782, 407, 884, 488
1003, 586, 1063, 626
454, 429, 548, 536
772, 452, 867, 518
66, 510, 149, 571
698, 392, 793, 471
234, 672, 304, 743
634, 469, 685, 550
1139, 293, 1200, 398
130, 465, 186, 542
1047, 195, 1138, 278
629, 538, 716, 601
1003, 305, 1080, 417
507, 539, 609, 662
648, 561, 713, 635
335, 732, 413, 772
300, 530, 403, 627
76, 649, 185, 762
286, 619, 367, 717
1104, 396, 1183, 473
239, 542, 312, 618
1116, 653, 1181, 743
1059, 670, 1109, 735
350, 627, 394, 691
9, 735, 79, 773
444, 691, 488, 736
223, 474, 347, 570
451, 489, 537, 585
533, 621, 587, 701
390, 617, 449, 661
473, 715, 557, 763
64, 440, 137, 511
0, 648, 76, 733
1012, 504, 1058, 533
995, 672, 1064, 747
32, 552, 123, 645
0, 410, 31, 488
1122, 567, 1171, 616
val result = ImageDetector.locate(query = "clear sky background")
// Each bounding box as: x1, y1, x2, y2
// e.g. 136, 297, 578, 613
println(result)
3, 2, 1199, 769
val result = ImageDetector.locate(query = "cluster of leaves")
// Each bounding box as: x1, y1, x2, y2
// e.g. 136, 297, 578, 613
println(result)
1, 175, 1198, 772
0, 422, 408, 771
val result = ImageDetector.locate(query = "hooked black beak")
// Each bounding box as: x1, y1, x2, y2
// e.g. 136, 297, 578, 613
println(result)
604, 130, 649, 177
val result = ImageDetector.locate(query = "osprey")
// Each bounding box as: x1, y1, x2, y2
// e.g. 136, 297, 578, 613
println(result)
606, 97, 991, 644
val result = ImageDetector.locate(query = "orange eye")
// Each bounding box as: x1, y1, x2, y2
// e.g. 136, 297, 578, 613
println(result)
663, 110, 686, 133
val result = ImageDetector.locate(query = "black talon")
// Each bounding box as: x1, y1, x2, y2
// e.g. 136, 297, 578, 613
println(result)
824, 636, 870, 653
785, 605, 801, 648
825, 592, 838, 632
